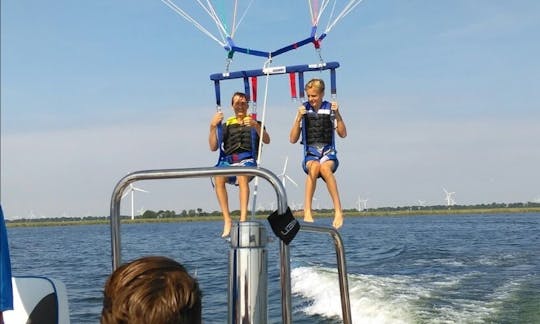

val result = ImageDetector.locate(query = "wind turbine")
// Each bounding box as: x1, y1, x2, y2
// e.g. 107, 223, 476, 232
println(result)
442, 188, 456, 206
289, 201, 303, 211
356, 196, 368, 211
137, 206, 146, 217
122, 184, 149, 220
277, 156, 298, 188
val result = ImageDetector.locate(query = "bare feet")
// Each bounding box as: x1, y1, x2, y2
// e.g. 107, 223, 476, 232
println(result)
303, 210, 314, 223
222, 218, 232, 238
332, 211, 343, 229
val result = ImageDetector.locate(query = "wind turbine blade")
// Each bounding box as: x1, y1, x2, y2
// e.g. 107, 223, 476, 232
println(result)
121, 191, 130, 199
286, 175, 298, 187
133, 187, 149, 193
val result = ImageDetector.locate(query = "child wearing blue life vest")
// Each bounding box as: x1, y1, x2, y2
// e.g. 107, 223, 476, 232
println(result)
209, 92, 270, 237
289, 79, 347, 229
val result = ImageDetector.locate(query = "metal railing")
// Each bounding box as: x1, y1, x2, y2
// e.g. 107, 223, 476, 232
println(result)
299, 224, 352, 323
108, 166, 351, 323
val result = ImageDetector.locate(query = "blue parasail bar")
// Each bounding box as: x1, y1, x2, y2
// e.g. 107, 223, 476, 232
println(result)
225, 32, 327, 59
210, 61, 339, 81
228, 46, 270, 58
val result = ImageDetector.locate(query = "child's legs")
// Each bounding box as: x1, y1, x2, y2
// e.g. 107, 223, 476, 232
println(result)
320, 161, 344, 228
237, 175, 250, 221
304, 160, 320, 220
320, 161, 342, 211
214, 176, 230, 219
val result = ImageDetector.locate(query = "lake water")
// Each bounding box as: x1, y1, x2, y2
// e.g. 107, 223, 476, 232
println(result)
6, 213, 540, 323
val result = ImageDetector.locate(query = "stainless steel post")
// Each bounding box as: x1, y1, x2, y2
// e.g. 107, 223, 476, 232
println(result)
228, 221, 268, 324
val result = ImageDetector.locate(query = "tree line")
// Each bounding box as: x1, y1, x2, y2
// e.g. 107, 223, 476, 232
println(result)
5, 201, 540, 224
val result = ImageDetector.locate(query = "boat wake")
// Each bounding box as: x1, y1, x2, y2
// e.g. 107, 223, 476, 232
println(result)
290, 265, 534, 323
291, 266, 414, 323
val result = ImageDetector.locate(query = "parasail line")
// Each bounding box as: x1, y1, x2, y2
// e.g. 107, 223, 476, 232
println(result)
325, 0, 365, 33
308, 0, 318, 26
231, 0, 254, 38
315, 0, 331, 28
231, 0, 238, 36
162, 0, 227, 46
324, 0, 338, 33
249, 58, 272, 219
200, 0, 231, 42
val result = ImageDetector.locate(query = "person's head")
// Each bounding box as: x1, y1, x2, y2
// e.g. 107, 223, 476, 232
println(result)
101, 256, 202, 324
231, 92, 249, 119
305, 79, 325, 109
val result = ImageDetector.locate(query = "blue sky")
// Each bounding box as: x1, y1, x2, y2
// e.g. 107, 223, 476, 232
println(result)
2, 1, 540, 219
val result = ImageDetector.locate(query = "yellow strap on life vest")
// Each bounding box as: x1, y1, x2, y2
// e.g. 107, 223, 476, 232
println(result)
225, 116, 241, 126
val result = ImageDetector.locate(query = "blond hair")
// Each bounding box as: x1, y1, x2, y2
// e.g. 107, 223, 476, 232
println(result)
305, 78, 325, 93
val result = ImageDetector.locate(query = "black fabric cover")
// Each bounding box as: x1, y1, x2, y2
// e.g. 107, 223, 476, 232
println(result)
267, 207, 300, 245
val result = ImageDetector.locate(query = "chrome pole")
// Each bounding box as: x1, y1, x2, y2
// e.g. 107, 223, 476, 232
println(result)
228, 221, 268, 323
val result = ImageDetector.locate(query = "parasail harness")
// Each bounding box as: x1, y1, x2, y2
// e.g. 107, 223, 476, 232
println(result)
162, 0, 360, 216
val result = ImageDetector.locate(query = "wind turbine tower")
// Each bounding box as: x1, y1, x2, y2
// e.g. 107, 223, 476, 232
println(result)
443, 188, 456, 206
122, 184, 149, 220
356, 196, 368, 211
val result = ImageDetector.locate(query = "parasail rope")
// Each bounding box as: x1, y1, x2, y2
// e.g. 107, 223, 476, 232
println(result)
200, 0, 231, 43
250, 57, 273, 219
308, 0, 364, 36
230, 0, 254, 38
308, 0, 318, 26
324, 0, 364, 33
161, 0, 227, 46
163, 0, 363, 57
325, 0, 338, 32
316, 0, 331, 28
309, 0, 331, 28
231, 0, 238, 36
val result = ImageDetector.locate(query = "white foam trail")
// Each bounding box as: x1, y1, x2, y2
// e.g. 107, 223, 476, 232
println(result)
292, 266, 530, 323
291, 266, 415, 323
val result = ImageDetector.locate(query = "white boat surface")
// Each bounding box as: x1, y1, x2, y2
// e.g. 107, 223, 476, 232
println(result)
3, 276, 70, 324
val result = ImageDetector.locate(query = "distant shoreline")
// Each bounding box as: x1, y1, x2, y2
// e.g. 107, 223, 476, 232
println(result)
6, 207, 540, 228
